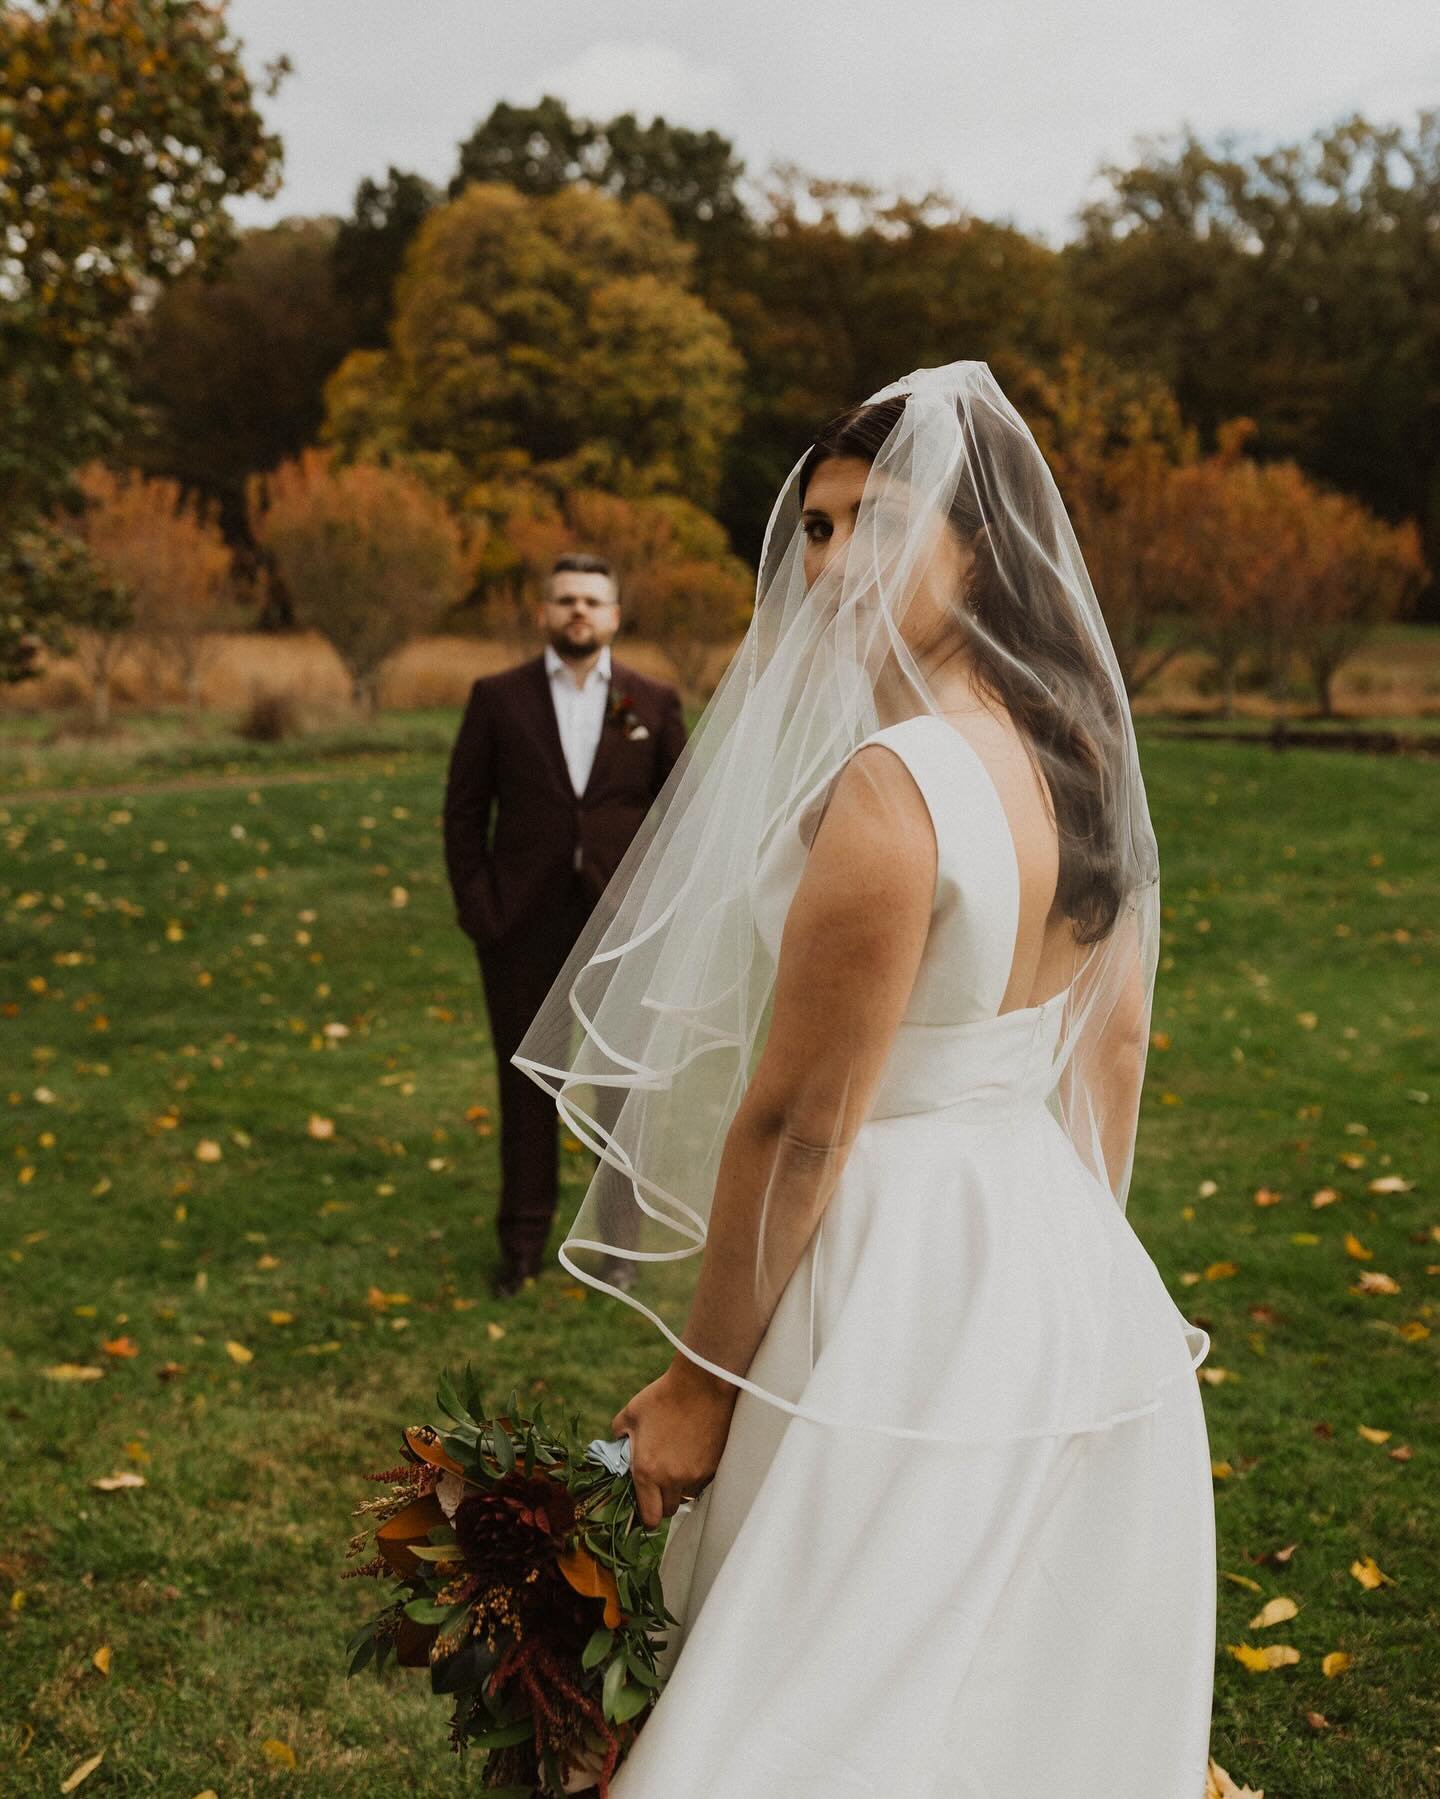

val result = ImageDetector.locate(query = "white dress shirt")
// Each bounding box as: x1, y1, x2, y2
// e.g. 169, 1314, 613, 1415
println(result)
545, 644, 611, 797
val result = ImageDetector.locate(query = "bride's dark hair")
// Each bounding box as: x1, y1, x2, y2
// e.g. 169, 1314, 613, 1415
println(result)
798, 395, 1134, 944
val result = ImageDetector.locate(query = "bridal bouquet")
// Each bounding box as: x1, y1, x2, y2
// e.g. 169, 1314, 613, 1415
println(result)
344, 1368, 671, 1797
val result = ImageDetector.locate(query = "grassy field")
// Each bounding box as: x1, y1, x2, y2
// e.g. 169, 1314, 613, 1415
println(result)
1, 721, 1436, 1796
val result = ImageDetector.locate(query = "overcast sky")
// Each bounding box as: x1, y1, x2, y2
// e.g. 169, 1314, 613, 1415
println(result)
225, 0, 1438, 244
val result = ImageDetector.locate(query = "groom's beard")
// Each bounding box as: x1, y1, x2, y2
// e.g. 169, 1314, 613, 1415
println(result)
548, 628, 601, 659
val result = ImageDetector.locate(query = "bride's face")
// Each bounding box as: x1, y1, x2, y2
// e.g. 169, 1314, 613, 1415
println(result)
800, 456, 975, 656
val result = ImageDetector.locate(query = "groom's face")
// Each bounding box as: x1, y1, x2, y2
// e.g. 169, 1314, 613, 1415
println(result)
540, 571, 620, 659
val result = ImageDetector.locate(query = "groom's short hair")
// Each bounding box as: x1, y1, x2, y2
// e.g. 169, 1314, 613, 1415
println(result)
551, 552, 618, 600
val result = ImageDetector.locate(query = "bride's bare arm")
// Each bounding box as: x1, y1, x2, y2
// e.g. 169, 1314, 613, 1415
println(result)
614, 747, 936, 1523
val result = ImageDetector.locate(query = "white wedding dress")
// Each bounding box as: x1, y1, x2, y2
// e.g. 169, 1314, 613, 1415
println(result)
610, 717, 1216, 1799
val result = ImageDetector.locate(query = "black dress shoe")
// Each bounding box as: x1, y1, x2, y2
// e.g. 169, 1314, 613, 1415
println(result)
491, 1257, 541, 1298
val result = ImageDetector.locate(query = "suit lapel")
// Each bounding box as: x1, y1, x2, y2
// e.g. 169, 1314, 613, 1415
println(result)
579, 657, 622, 802
526, 656, 574, 797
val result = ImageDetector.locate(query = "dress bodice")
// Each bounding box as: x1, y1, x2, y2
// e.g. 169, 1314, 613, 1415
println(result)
751, 715, 1065, 1121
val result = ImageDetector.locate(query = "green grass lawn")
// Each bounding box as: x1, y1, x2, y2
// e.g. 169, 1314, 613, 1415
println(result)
1, 728, 1436, 1796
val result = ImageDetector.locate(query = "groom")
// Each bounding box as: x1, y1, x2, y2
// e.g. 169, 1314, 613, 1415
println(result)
443, 553, 688, 1295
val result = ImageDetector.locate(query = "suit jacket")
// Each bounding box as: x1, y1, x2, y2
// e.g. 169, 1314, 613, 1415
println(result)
443, 654, 688, 951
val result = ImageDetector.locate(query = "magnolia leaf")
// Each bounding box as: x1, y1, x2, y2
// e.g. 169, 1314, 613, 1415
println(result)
1248, 1596, 1298, 1629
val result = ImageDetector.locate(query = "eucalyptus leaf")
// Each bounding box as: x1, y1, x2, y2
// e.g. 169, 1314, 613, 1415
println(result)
467, 1718, 533, 1750
490, 1420, 516, 1475
602, 1653, 627, 1721
612, 1681, 651, 1724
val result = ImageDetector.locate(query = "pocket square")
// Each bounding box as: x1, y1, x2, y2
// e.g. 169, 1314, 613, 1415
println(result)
625, 722, 650, 741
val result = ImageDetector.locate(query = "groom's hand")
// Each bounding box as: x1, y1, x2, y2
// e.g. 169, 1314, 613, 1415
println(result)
612, 1357, 738, 1528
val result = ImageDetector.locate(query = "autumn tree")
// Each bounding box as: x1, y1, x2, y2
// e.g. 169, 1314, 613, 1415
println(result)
451, 97, 749, 256
323, 183, 742, 511
0, 0, 283, 676
1070, 111, 1440, 616
69, 465, 235, 717
128, 221, 360, 539
1252, 465, 1426, 716
1012, 350, 1200, 696
247, 451, 477, 712
703, 171, 1080, 558
331, 165, 440, 350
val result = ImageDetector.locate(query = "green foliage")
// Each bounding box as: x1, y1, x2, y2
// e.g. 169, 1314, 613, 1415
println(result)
452, 96, 748, 251
333, 166, 442, 350
0, 0, 283, 673
1070, 112, 1440, 610
322, 183, 742, 509
128, 221, 363, 540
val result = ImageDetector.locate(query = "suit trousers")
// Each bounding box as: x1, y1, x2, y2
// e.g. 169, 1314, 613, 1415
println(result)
478, 887, 592, 1269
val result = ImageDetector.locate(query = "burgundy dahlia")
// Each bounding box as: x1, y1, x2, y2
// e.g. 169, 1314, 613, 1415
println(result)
452, 1473, 577, 1583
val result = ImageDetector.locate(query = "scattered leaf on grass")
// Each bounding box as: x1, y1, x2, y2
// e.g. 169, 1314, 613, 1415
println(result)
1343, 1232, 1373, 1262
1204, 1261, 1239, 1281
92, 1471, 146, 1492
1248, 1596, 1298, 1629
42, 1364, 103, 1383
59, 1751, 105, 1793
1352, 1271, 1400, 1295
1368, 1176, 1413, 1194
1227, 1642, 1299, 1672
486, 1321, 506, 1342
225, 1341, 254, 1365
1304, 1711, 1330, 1731
1357, 1425, 1392, 1445
306, 1114, 335, 1140
100, 1336, 138, 1359
1349, 1555, 1394, 1590
1206, 1760, 1264, 1798
260, 1737, 297, 1768
1221, 1571, 1262, 1591
92, 1645, 112, 1676
1311, 1187, 1340, 1209
1322, 1651, 1354, 1677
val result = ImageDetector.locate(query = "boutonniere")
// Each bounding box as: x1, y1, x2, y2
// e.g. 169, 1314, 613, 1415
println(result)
606, 686, 649, 741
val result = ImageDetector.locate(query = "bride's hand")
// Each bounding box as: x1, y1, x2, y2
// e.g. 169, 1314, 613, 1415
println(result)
613, 1357, 738, 1528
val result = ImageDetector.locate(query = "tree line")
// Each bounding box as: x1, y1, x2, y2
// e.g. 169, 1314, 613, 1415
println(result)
2, 1, 1432, 717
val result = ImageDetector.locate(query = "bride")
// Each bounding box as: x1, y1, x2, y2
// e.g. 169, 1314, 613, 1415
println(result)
516, 362, 1216, 1798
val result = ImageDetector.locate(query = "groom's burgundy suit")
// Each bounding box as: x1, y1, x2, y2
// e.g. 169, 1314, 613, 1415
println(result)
443, 654, 686, 1272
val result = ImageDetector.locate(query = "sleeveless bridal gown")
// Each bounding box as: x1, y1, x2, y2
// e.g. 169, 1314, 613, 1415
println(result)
610, 716, 1216, 1799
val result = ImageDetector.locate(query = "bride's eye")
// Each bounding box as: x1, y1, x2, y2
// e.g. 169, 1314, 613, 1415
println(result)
803, 519, 832, 544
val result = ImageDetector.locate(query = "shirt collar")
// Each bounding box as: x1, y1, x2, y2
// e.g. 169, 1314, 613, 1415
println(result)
545, 644, 612, 688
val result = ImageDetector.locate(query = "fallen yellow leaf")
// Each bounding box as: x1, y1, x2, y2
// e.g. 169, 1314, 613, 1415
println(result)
101, 1336, 139, 1359
92, 1471, 146, 1492
1206, 1759, 1265, 1798
261, 1737, 297, 1768
1205, 1261, 1239, 1281
1310, 1187, 1340, 1209
1249, 1596, 1298, 1629
42, 1363, 103, 1382
1398, 1320, 1431, 1341
60, 1750, 106, 1793
306, 1114, 335, 1141
1367, 1176, 1413, 1194
1221, 1570, 1262, 1591
486, 1320, 506, 1342
194, 1139, 222, 1164
92, 1645, 112, 1676
225, 1340, 254, 1365
1228, 1641, 1299, 1672
1322, 1651, 1354, 1678
267, 1310, 294, 1326
1357, 1425, 1392, 1445
1343, 1232, 1373, 1261
1352, 1271, 1400, 1295
1349, 1555, 1394, 1590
